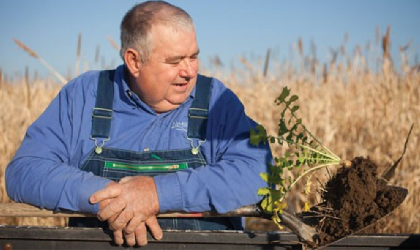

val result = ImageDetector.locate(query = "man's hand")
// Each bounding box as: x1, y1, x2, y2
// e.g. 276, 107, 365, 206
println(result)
89, 176, 162, 246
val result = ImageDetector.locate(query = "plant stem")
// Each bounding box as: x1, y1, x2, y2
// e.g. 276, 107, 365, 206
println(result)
296, 156, 340, 163
278, 138, 341, 161
290, 112, 341, 160
279, 162, 340, 202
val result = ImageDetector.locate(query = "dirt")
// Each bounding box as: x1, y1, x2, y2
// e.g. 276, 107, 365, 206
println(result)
297, 156, 407, 248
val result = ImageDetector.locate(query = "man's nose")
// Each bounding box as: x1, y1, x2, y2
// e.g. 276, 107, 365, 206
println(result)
179, 59, 196, 78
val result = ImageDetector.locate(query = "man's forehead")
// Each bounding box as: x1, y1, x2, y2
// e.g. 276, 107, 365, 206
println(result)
165, 47, 199, 57
151, 22, 194, 37
149, 24, 198, 56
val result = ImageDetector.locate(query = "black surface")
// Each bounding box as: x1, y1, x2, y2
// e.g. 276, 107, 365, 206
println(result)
0, 226, 419, 249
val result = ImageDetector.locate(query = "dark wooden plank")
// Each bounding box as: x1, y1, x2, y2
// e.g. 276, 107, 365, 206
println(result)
0, 227, 300, 249
331, 233, 420, 247
0, 226, 419, 249
0, 240, 300, 250
0, 226, 299, 245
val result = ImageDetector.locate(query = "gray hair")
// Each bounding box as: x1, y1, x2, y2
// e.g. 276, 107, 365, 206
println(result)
120, 1, 194, 63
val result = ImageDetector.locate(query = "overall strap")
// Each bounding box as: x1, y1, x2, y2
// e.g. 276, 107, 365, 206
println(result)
91, 70, 116, 140
187, 74, 212, 141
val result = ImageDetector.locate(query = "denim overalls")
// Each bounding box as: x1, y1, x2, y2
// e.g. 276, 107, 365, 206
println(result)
69, 70, 236, 230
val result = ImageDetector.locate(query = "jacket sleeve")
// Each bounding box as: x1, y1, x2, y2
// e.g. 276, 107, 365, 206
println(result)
154, 88, 271, 213
5, 80, 111, 214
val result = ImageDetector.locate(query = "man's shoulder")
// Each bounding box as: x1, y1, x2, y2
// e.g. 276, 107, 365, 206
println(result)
67, 70, 103, 88
63, 66, 123, 98
201, 75, 243, 111
201, 75, 234, 100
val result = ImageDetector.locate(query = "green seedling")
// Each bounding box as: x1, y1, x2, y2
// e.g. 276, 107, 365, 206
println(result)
251, 86, 351, 228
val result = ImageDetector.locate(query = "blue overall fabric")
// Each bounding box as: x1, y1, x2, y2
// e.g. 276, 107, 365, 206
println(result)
90, 70, 115, 139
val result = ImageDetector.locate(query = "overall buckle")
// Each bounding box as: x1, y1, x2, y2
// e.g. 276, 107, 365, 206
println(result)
187, 137, 206, 155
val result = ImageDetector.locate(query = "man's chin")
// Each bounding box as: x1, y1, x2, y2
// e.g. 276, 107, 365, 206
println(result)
169, 91, 192, 103
153, 98, 188, 113
168, 97, 189, 106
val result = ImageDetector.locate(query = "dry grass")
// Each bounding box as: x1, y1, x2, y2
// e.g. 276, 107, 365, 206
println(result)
1, 35, 419, 234
0, 77, 66, 227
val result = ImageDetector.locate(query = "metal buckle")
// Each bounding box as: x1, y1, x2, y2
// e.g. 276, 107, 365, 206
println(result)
90, 136, 110, 154
186, 137, 206, 155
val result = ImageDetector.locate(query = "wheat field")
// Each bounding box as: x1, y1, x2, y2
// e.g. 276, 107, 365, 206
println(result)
0, 36, 419, 233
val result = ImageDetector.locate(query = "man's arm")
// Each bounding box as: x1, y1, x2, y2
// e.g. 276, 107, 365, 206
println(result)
5, 77, 111, 213
155, 88, 271, 213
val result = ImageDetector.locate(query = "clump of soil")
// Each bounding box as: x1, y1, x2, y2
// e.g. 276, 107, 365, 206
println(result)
298, 157, 407, 247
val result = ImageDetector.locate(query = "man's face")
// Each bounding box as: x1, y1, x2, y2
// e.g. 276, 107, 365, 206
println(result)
134, 24, 199, 113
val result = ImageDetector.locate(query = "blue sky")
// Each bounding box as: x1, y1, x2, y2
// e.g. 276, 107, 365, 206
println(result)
1, 0, 419, 80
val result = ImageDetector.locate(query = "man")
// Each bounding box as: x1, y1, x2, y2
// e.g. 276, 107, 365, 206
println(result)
6, 1, 271, 247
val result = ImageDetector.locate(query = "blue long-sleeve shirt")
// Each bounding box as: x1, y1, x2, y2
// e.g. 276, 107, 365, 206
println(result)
6, 65, 271, 215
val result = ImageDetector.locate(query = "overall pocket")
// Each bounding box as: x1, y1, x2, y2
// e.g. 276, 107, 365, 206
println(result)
103, 161, 188, 181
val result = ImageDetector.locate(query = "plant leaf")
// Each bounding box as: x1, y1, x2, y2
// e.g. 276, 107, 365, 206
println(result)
275, 86, 290, 104
290, 105, 299, 113
289, 94, 299, 103
258, 187, 270, 196
259, 172, 269, 182
250, 124, 267, 146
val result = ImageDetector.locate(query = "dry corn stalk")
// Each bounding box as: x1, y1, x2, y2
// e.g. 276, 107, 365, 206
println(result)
13, 38, 67, 84
75, 32, 82, 76
107, 35, 120, 51
25, 67, 31, 109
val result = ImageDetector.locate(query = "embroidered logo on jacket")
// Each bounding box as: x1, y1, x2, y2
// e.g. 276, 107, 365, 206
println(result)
171, 121, 188, 132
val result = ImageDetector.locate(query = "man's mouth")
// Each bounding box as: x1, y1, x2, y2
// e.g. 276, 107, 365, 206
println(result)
173, 83, 187, 86
172, 82, 189, 92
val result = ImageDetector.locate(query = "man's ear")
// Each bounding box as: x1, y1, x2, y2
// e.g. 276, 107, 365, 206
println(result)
124, 48, 141, 77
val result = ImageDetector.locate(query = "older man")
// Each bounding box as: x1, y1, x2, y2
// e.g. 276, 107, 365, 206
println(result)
6, 1, 271, 247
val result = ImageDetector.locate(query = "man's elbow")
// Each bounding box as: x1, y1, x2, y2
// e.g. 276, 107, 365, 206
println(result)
5, 162, 22, 202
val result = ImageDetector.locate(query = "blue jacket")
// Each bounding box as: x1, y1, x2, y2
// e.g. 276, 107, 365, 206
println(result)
6, 65, 271, 215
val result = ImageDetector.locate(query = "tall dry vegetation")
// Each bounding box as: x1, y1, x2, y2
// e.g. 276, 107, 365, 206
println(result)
0, 76, 66, 227
0, 30, 419, 233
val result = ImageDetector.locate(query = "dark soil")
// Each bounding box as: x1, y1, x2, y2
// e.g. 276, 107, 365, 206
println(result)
297, 157, 407, 248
